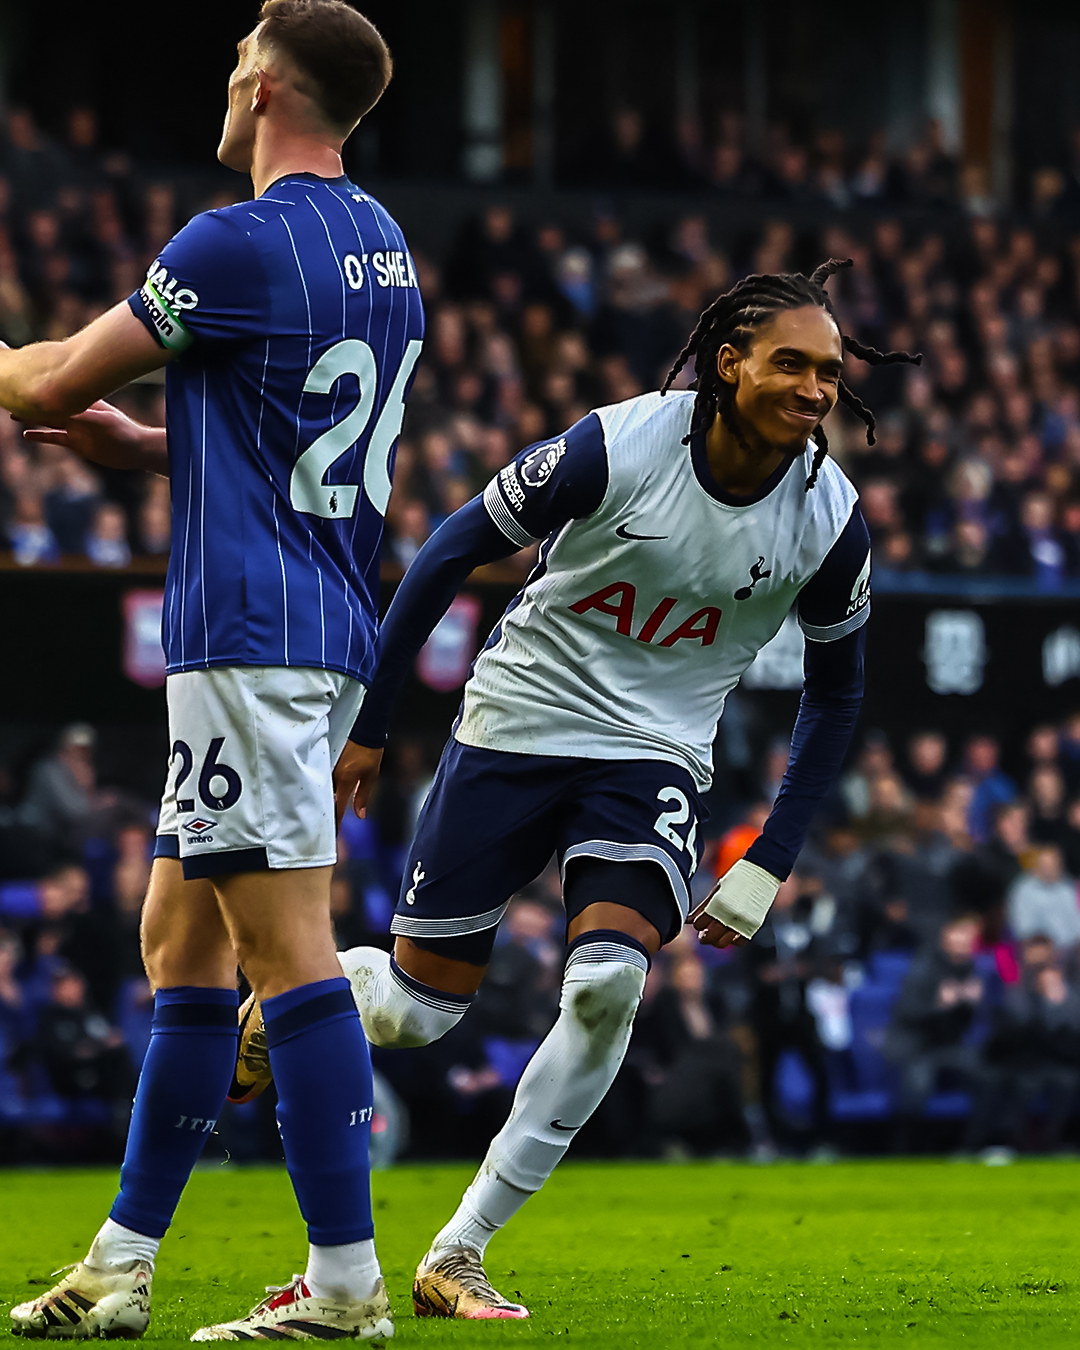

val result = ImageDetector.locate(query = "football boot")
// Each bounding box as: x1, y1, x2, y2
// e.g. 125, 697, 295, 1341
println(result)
10, 1259, 152, 1339
190, 1275, 393, 1342
412, 1246, 528, 1320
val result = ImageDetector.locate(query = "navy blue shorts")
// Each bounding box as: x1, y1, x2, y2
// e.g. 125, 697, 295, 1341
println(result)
390, 740, 706, 951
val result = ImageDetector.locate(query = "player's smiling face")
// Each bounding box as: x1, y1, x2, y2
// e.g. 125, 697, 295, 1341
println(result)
718, 305, 844, 454
218, 29, 265, 172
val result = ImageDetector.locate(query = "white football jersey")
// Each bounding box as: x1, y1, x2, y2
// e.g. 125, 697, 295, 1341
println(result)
457, 391, 868, 790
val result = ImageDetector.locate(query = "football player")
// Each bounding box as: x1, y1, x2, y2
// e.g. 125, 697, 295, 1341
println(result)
238, 260, 918, 1318
4, 2, 421, 1340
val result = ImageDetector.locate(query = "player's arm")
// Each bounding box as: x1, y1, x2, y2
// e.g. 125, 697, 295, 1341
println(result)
334, 415, 609, 820
0, 306, 171, 474
693, 505, 870, 948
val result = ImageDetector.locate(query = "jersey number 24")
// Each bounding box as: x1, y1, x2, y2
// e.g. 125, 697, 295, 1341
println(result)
290, 338, 423, 520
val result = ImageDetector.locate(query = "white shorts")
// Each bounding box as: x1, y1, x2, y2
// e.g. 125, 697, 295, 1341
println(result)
155, 666, 365, 879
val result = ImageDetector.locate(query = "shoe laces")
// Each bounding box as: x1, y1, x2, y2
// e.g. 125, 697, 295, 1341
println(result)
434, 1248, 508, 1305
249, 1276, 306, 1315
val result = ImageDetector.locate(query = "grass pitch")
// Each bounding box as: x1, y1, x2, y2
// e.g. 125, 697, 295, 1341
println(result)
2, 1160, 1080, 1346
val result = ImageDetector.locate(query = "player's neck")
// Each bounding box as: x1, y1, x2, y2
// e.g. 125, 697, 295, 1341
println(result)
704, 410, 793, 497
250, 128, 345, 199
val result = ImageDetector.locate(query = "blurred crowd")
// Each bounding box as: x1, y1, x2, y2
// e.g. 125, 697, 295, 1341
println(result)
570, 109, 1080, 222
388, 201, 1080, 587
6, 707, 1080, 1163
2, 104, 1080, 584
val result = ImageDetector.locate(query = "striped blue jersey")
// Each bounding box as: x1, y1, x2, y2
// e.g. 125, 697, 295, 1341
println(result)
128, 173, 425, 683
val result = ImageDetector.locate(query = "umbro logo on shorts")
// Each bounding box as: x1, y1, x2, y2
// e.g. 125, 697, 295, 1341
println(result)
184, 818, 217, 835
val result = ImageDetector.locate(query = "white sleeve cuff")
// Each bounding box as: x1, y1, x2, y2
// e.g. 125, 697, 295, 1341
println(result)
482, 478, 536, 549
799, 603, 870, 644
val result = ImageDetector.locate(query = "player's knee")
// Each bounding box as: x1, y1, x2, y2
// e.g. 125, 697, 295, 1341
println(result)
560, 933, 649, 1041
339, 946, 470, 1049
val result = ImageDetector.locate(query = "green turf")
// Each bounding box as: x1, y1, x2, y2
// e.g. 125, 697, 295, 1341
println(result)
3, 1160, 1080, 1346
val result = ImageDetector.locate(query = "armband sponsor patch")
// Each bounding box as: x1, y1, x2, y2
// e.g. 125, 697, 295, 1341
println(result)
139, 263, 198, 352
498, 462, 527, 512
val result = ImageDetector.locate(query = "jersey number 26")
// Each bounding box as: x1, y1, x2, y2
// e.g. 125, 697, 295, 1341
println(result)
290, 338, 423, 520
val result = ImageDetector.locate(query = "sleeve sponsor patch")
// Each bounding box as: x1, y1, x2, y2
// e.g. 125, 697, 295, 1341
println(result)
847, 551, 871, 617
137, 263, 197, 352
519, 437, 567, 488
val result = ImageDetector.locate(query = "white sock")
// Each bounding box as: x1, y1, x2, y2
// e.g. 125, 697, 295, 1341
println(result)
85, 1218, 160, 1272
305, 1239, 381, 1302
429, 940, 647, 1261
338, 946, 471, 1048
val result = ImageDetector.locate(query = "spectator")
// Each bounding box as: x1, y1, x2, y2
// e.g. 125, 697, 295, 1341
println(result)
904, 730, 949, 802
709, 802, 770, 882
1006, 844, 1080, 951
22, 723, 99, 849
951, 800, 1031, 939
31, 967, 133, 1111
635, 943, 746, 1156
746, 872, 834, 1153
886, 914, 999, 1150
85, 500, 131, 568
1029, 765, 1068, 846
990, 942, 1080, 1151
963, 735, 1018, 845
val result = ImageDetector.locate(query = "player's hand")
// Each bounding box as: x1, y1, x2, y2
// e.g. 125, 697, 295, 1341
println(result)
689, 897, 747, 949
691, 858, 782, 948
333, 739, 384, 827
18, 400, 152, 470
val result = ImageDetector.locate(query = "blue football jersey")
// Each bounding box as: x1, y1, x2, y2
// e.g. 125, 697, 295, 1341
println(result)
128, 173, 425, 683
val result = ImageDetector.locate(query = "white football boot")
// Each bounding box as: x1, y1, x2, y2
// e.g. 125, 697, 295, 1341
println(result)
190, 1275, 393, 1342
10, 1259, 152, 1339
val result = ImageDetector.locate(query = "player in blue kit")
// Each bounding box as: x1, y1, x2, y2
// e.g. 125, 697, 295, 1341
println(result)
4, 2, 420, 1341
305, 261, 915, 1318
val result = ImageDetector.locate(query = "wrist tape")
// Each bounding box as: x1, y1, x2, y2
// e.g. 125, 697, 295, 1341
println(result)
703, 858, 781, 940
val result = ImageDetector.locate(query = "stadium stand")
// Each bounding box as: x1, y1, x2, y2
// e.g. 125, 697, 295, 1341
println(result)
5, 102, 1080, 1160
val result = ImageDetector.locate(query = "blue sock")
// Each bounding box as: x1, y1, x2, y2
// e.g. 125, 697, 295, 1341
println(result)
110, 986, 238, 1238
264, 977, 375, 1245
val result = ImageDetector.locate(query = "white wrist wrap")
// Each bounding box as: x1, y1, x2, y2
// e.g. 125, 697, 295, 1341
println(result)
703, 858, 781, 940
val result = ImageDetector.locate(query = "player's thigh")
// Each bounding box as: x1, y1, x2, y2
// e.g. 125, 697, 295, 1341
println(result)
563, 860, 670, 954
140, 857, 235, 991
157, 665, 363, 881
212, 864, 339, 1000
390, 741, 567, 987
557, 758, 707, 949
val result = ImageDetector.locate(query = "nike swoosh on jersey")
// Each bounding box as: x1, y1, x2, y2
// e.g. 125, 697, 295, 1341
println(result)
615, 523, 668, 541
550, 1119, 581, 1131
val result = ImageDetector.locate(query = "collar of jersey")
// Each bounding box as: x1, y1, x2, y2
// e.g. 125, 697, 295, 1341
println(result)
262, 171, 350, 194
688, 426, 802, 507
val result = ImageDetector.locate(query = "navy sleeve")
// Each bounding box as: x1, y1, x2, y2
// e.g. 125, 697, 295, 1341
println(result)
796, 503, 871, 642
127, 211, 269, 354
744, 616, 866, 882
481, 412, 608, 546
350, 497, 519, 747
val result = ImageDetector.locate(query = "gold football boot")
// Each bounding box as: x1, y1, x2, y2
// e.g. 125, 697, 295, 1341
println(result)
412, 1246, 529, 1320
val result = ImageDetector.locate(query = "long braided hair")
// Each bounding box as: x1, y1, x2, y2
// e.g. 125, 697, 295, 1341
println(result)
661, 258, 922, 490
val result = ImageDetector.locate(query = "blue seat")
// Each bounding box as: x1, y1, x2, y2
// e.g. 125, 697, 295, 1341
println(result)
867, 951, 914, 988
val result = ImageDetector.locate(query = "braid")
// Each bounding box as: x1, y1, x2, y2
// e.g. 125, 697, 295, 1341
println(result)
661, 256, 922, 489
804, 423, 829, 491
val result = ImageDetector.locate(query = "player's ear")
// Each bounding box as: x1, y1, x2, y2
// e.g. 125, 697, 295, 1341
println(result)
251, 69, 273, 115
716, 343, 741, 387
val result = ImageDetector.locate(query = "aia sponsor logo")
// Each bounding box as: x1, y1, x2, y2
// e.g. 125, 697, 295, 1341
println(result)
570, 582, 721, 647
